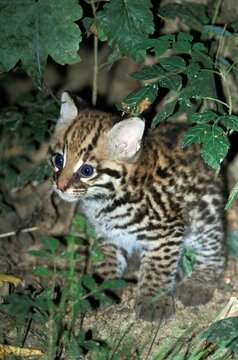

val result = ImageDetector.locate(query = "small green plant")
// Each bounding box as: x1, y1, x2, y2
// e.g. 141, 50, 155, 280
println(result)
0, 214, 127, 358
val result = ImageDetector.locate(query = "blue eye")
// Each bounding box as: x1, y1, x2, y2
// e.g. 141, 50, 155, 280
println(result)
80, 164, 94, 177
54, 153, 64, 169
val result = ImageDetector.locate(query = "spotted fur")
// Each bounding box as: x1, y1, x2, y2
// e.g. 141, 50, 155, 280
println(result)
49, 92, 226, 321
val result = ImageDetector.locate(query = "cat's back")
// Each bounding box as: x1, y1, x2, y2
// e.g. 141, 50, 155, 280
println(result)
142, 122, 209, 173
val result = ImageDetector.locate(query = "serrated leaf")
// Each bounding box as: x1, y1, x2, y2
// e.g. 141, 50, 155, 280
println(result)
159, 74, 182, 91
96, 0, 154, 63
82, 17, 107, 41
154, 39, 170, 58
42, 237, 59, 252
173, 40, 191, 52
130, 65, 165, 81
192, 42, 206, 51
0, 0, 82, 87
220, 115, 238, 131
177, 32, 193, 41
185, 61, 201, 80
190, 111, 219, 124
151, 100, 177, 128
225, 182, 238, 210
201, 126, 230, 168
99, 279, 127, 290
119, 83, 158, 116
182, 124, 211, 147
201, 317, 238, 355
159, 56, 186, 72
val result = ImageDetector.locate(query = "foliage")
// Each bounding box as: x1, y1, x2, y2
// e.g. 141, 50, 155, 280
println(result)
201, 317, 238, 355
1, 0, 238, 205
0, 0, 82, 88
0, 92, 57, 189
0, 215, 127, 358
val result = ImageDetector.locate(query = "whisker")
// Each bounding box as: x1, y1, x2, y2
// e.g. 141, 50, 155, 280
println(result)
27, 181, 53, 215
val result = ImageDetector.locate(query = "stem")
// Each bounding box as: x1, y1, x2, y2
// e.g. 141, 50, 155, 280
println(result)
219, 69, 232, 115
189, 96, 229, 109
91, 1, 98, 106
211, 0, 223, 24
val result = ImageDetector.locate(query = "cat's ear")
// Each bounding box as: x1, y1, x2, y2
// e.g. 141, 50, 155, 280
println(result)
57, 92, 85, 127
107, 117, 145, 160
59, 92, 78, 122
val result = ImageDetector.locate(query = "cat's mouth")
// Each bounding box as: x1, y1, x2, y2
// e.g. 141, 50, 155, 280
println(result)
53, 181, 87, 202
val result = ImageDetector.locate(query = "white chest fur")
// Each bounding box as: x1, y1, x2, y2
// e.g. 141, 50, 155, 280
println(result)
81, 199, 140, 256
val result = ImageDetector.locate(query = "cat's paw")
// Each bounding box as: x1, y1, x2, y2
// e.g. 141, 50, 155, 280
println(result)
176, 278, 215, 306
135, 295, 175, 322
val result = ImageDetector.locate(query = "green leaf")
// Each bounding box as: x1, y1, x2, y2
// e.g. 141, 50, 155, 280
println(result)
83, 340, 100, 352
82, 275, 97, 291
173, 40, 191, 52
159, 74, 182, 91
73, 214, 87, 232
78, 299, 90, 312
154, 39, 170, 58
119, 83, 158, 116
130, 65, 165, 80
151, 100, 177, 128
177, 32, 193, 41
28, 250, 50, 258
192, 42, 206, 51
190, 111, 219, 124
96, 0, 154, 62
33, 267, 52, 277
182, 250, 197, 276
227, 230, 238, 257
159, 56, 186, 72
220, 115, 238, 131
42, 237, 59, 252
90, 247, 105, 263
201, 317, 238, 355
99, 279, 127, 290
182, 124, 211, 147
0, 0, 82, 87
225, 182, 238, 210
201, 126, 230, 168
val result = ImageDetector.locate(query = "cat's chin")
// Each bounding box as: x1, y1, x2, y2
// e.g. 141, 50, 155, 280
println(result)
55, 190, 79, 203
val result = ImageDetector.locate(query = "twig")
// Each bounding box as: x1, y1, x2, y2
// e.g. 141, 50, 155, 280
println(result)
0, 226, 40, 239
91, 1, 98, 106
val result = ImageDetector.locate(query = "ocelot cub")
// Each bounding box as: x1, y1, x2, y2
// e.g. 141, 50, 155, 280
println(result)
49, 91, 226, 322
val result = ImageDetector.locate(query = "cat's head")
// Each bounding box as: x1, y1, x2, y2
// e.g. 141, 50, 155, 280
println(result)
49, 92, 145, 202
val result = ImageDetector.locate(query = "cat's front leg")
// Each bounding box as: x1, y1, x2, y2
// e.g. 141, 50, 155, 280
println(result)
136, 234, 183, 322
93, 240, 128, 279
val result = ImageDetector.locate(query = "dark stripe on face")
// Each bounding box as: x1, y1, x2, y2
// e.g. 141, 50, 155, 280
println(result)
97, 168, 121, 179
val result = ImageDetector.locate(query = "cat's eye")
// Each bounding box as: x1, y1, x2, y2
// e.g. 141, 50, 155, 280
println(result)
53, 153, 64, 169
80, 164, 94, 177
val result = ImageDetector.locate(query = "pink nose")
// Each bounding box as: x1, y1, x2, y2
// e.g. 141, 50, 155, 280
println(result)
56, 181, 67, 191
